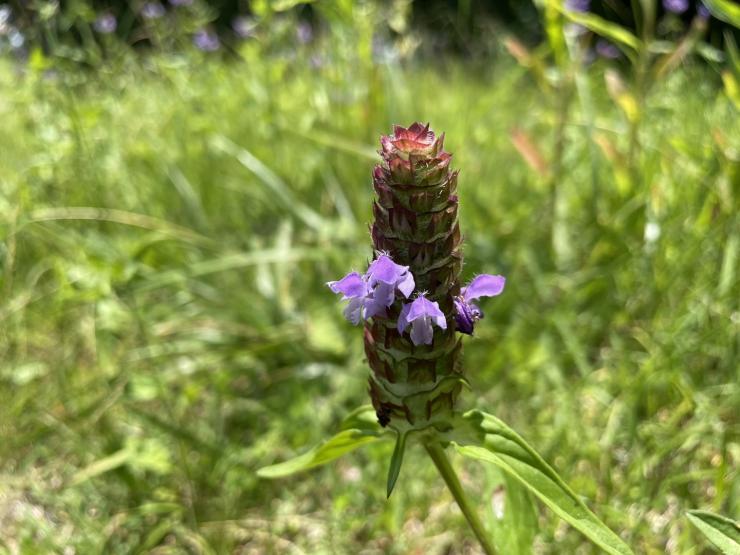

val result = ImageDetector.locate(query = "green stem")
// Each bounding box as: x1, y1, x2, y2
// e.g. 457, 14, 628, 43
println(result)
425, 441, 498, 555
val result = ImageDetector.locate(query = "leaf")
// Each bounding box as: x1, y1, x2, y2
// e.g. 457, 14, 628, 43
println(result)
447, 410, 633, 555
386, 431, 407, 498
486, 468, 539, 555
270, 0, 315, 12
210, 134, 325, 232
257, 406, 387, 479
69, 448, 131, 486
703, 0, 740, 28
557, 7, 641, 53
686, 510, 740, 554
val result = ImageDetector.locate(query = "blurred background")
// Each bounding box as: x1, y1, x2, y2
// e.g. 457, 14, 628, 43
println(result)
0, 0, 738, 553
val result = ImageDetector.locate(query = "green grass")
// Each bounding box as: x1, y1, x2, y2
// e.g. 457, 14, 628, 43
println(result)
0, 29, 738, 554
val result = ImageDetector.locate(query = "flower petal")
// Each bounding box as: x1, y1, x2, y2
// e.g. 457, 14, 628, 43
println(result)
407, 295, 445, 322
397, 302, 411, 333
410, 317, 434, 345
343, 297, 364, 325
366, 255, 398, 284
462, 274, 505, 302
397, 271, 415, 298
327, 272, 365, 299
454, 298, 475, 335
372, 280, 396, 309
364, 297, 387, 319
434, 313, 448, 330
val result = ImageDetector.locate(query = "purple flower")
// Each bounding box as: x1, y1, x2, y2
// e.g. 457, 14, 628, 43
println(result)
365, 254, 415, 309
193, 29, 220, 52
398, 295, 447, 346
141, 2, 165, 19
93, 13, 117, 34
565, 0, 591, 12
663, 0, 689, 14
596, 39, 621, 59
296, 21, 312, 44
697, 3, 710, 19
7, 26, 23, 49
232, 15, 256, 39
328, 254, 415, 325
0, 5, 11, 27
327, 272, 373, 324
453, 274, 505, 335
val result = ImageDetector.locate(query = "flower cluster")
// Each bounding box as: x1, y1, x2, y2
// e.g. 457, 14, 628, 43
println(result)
328, 122, 505, 428
327, 254, 414, 325
329, 253, 504, 345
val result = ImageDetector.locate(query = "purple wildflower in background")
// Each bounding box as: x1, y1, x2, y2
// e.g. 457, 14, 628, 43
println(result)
565, 0, 591, 12
310, 54, 326, 68
398, 295, 447, 346
141, 2, 165, 19
697, 3, 710, 19
596, 39, 620, 59
93, 13, 117, 34
0, 4, 11, 27
296, 21, 313, 44
453, 274, 505, 335
663, 0, 689, 14
8, 26, 23, 48
193, 29, 220, 51
232, 15, 256, 38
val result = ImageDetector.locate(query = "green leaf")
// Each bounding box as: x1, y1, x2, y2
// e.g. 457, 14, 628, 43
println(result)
69, 448, 131, 486
687, 510, 740, 554
339, 405, 382, 431
487, 469, 539, 555
557, 7, 641, 52
386, 432, 407, 498
257, 407, 387, 479
704, 0, 740, 28
447, 410, 633, 555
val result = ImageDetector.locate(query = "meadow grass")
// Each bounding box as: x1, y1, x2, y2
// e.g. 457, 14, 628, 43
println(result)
0, 32, 738, 554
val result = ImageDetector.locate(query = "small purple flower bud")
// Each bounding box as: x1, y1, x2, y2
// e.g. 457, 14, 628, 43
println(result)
141, 2, 165, 19
663, 0, 689, 14
454, 274, 505, 335
232, 15, 256, 38
398, 295, 447, 346
169, 0, 193, 6
596, 39, 621, 59
193, 29, 220, 52
565, 0, 591, 12
697, 3, 710, 19
296, 21, 312, 44
93, 13, 117, 34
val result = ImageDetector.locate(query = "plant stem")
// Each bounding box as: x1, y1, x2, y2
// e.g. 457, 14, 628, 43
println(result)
425, 441, 498, 555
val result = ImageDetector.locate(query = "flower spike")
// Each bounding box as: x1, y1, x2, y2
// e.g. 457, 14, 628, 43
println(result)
329, 123, 505, 429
